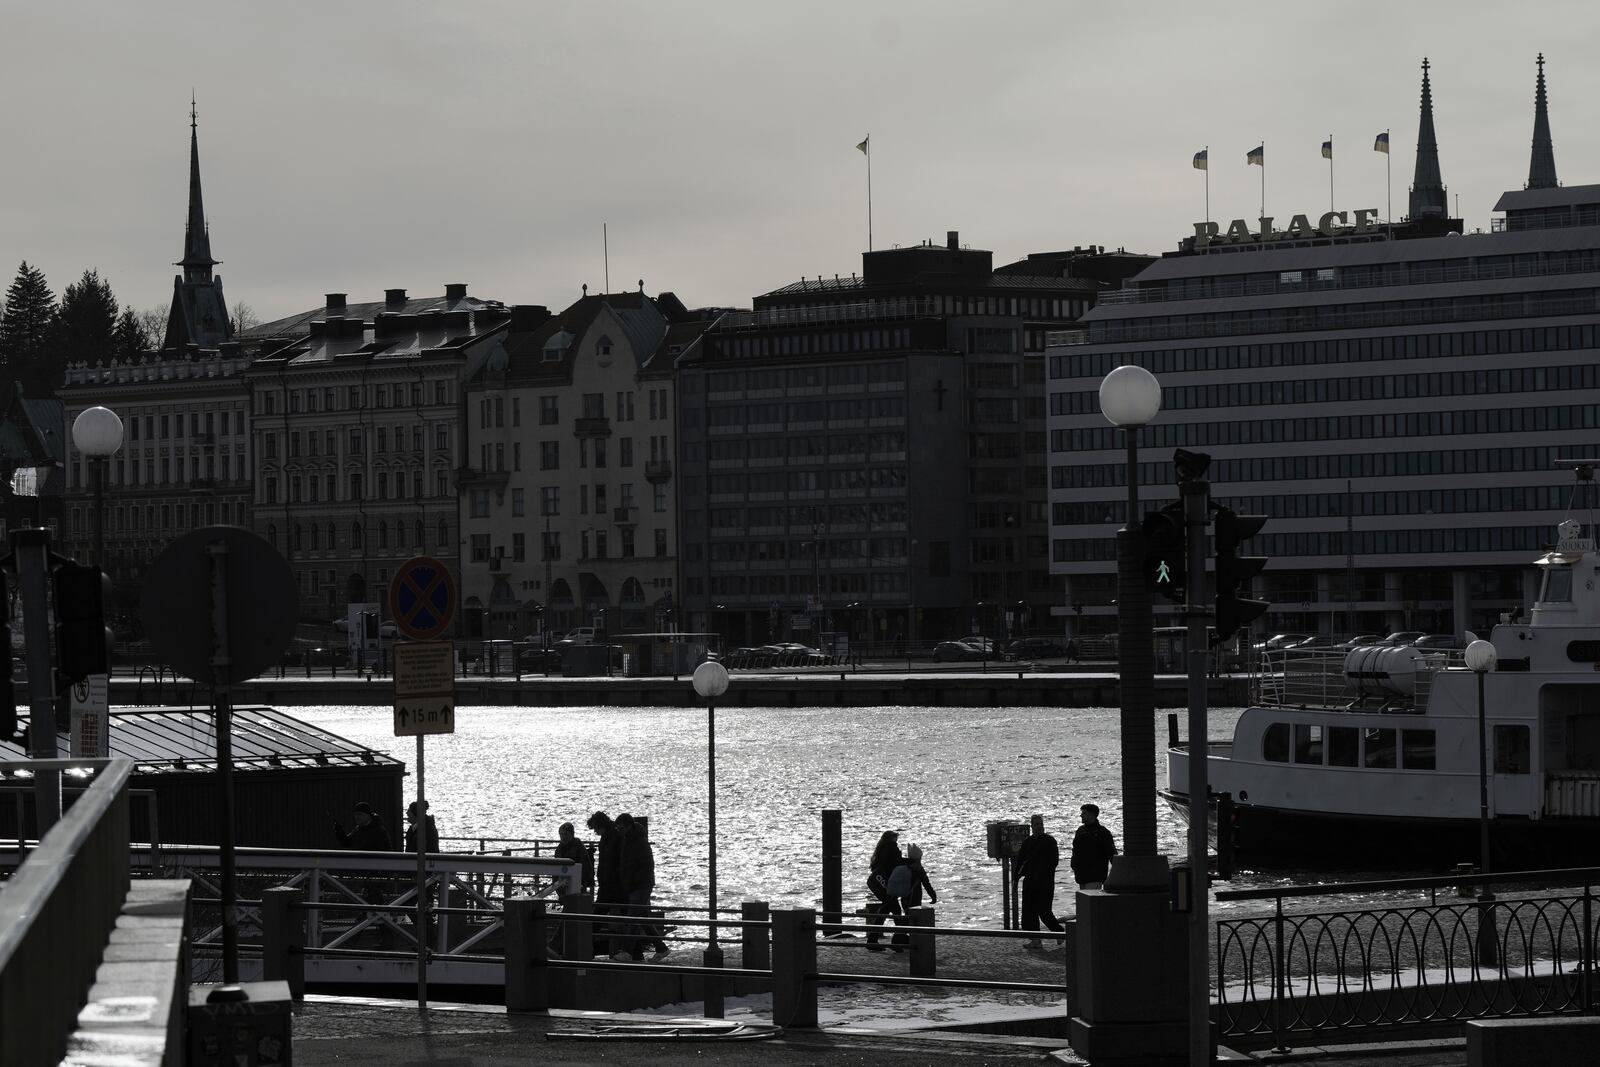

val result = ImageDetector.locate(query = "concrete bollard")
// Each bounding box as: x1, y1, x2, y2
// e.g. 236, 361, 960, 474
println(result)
741, 901, 770, 971
770, 909, 817, 1028
261, 886, 306, 1000
907, 906, 936, 977
504, 899, 550, 1012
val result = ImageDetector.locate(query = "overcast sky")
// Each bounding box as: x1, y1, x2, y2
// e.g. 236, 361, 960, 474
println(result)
4, 2, 1598, 325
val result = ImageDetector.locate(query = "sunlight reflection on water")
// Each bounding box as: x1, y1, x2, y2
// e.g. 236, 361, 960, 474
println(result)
294, 702, 1391, 926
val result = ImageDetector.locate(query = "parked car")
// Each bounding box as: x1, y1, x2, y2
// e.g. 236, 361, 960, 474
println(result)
555, 626, 601, 648
933, 640, 987, 662
1409, 634, 1464, 651
517, 647, 563, 672
1373, 630, 1427, 647
1252, 633, 1311, 652
1335, 634, 1382, 650
1010, 637, 1067, 659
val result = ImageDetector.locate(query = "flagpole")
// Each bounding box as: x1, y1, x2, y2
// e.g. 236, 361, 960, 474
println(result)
1260, 140, 1265, 221
1328, 134, 1334, 213
865, 137, 873, 253
1204, 145, 1210, 225
1386, 128, 1392, 238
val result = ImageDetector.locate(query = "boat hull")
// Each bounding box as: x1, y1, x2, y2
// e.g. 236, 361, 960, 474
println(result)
1159, 788, 1600, 870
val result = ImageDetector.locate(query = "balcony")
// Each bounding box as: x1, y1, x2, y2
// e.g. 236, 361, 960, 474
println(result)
645, 459, 673, 482
613, 506, 636, 525
574, 417, 612, 438
489, 552, 508, 573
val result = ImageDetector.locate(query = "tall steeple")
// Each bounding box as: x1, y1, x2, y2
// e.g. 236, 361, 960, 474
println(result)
179, 93, 218, 281
162, 95, 231, 352
1408, 58, 1449, 220
1527, 53, 1558, 190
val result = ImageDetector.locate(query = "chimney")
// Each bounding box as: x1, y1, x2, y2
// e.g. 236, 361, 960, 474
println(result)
385, 288, 407, 307
325, 293, 347, 313
947, 231, 959, 250
374, 312, 401, 338
308, 320, 327, 338
511, 304, 550, 332
444, 283, 468, 302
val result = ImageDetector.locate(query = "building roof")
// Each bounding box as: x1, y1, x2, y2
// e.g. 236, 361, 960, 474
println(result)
244, 290, 504, 341
1493, 184, 1600, 212
5, 705, 402, 775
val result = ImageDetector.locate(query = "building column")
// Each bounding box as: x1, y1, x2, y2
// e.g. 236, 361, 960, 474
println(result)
1452, 569, 1471, 639
1384, 571, 1405, 634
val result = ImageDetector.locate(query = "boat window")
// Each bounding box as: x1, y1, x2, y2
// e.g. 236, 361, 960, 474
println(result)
1401, 729, 1436, 770
1494, 725, 1531, 774
1567, 641, 1600, 663
1262, 722, 1290, 762
1541, 567, 1573, 603
1364, 728, 1397, 768
1327, 726, 1359, 767
1293, 724, 1323, 765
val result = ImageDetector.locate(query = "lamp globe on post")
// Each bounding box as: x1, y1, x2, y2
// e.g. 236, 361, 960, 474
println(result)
1465, 637, 1500, 966
692, 658, 731, 1016
1097, 364, 1164, 885
71, 405, 125, 568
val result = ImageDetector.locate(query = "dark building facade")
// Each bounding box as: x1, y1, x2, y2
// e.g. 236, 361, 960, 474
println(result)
1047, 58, 1596, 641
679, 232, 1147, 648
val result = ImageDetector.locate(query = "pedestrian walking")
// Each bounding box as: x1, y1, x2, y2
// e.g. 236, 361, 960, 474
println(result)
1014, 814, 1064, 950
612, 813, 668, 962
586, 810, 623, 913
404, 800, 439, 853
1070, 803, 1118, 891
864, 830, 904, 950
553, 821, 591, 903
330, 802, 394, 946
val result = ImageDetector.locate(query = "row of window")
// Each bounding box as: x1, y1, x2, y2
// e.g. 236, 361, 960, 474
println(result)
711, 328, 917, 362
469, 527, 670, 563
1051, 444, 1571, 491
1053, 524, 1552, 563
706, 360, 910, 395
264, 470, 451, 505
1052, 361, 1600, 417
265, 423, 449, 460
709, 468, 910, 495
707, 397, 909, 427
1260, 721, 1529, 773
707, 537, 909, 563
1052, 402, 1600, 453
705, 433, 909, 463
520, 482, 670, 517
707, 503, 910, 529
1050, 485, 1568, 527
1050, 322, 1600, 381
95, 453, 243, 489
1081, 289, 1594, 345
72, 500, 246, 536
267, 518, 451, 555
260, 381, 450, 415
707, 571, 910, 598
121, 410, 244, 442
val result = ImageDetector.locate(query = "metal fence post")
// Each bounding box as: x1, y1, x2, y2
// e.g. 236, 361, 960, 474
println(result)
741, 901, 770, 971
1585, 882, 1595, 1014
504, 898, 549, 1012
1272, 893, 1288, 1054
907, 906, 936, 978
261, 886, 306, 1000
770, 908, 817, 1028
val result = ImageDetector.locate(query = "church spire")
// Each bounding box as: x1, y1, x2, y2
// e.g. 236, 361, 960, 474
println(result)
1527, 53, 1558, 190
1408, 58, 1449, 220
179, 92, 218, 278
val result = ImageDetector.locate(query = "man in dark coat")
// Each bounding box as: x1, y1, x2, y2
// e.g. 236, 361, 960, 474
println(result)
333, 802, 393, 851
404, 801, 439, 853
1014, 814, 1064, 950
613, 813, 667, 962
1070, 803, 1118, 890
586, 811, 623, 914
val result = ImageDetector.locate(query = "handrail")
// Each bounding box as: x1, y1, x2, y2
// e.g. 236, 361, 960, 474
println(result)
0, 758, 132, 1067
1218, 864, 1600, 902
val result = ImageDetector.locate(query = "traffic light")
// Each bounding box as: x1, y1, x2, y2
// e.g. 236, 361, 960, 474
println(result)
0, 571, 15, 741
54, 562, 113, 682
1214, 506, 1268, 641
1215, 791, 1238, 880
1142, 501, 1187, 603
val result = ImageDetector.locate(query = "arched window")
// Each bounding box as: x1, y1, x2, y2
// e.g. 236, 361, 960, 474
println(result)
379, 522, 389, 549
292, 524, 303, 551
327, 522, 337, 549
437, 519, 448, 547
267, 524, 278, 549
309, 525, 318, 550
415, 520, 424, 547
352, 522, 363, 550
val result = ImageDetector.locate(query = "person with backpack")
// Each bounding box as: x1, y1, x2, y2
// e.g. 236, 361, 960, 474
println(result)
887, 843, 938, 949
864, 830, 903, 950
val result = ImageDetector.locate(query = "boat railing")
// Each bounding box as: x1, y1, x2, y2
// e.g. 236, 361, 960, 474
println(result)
1253, 647, 1461, 711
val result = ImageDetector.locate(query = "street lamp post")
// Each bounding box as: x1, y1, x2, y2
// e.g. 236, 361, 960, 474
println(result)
71, 406, 125, 567
692, 660, 731, 1017
1466, 638, 1499, 967
1098, 364, 1165, 884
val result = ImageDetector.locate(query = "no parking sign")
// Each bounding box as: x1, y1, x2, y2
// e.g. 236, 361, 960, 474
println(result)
389, 556, 457, 641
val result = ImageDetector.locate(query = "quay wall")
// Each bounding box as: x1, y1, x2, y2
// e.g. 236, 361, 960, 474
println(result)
111, 671, 1248, 709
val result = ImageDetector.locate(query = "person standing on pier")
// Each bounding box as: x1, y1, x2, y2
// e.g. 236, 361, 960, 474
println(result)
1070, 804, 1118, 891
888, 843, 938, 950
586, 810, 624, 919
613, 813, 668, 962
1015, 814, 1065, 950
333, 802, 393, 851
864, 830, 904, 949
404, 801, 439, 853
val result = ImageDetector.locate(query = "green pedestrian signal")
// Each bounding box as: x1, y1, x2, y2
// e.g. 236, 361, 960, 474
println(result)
1142, 502, 1186, 604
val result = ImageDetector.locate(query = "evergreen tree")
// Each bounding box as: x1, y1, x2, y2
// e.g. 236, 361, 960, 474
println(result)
0, 262, 56, 398
112, 308, 152, 361
50, 269, 120, 382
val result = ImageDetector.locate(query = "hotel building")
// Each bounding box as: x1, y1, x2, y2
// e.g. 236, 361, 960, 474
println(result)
1047, 57, 1599, 641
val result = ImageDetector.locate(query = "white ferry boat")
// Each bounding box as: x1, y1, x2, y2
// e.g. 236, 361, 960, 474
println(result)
1163, 516, 1600, 869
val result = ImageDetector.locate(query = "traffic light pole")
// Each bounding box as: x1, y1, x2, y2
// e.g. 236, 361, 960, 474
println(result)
13, 529, 61, 833
1182, 475, 1212, 1067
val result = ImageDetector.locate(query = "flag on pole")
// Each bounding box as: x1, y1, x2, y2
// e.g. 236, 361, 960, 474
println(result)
1374, 132, 1390, 154
856, 136, 869, 155
1192, 149, 1208, 170
1321, 139, 1333, 160
1247, 145, 1264, 166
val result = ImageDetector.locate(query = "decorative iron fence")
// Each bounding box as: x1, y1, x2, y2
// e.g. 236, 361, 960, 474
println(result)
1215, 868, 1600, 1050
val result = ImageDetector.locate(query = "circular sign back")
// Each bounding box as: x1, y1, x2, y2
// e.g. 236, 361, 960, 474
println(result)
141, 525, 298, 684
389, 556, 458, 641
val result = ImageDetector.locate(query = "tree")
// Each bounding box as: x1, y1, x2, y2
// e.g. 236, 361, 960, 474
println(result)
0, 262, 57, 398
230, 300, 259, 334
138, 305, 169, 351
49, 269, 120, 381
112, 308, 152, 361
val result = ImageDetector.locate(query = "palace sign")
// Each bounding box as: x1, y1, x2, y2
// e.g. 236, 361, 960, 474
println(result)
1194, 208, 1382, 248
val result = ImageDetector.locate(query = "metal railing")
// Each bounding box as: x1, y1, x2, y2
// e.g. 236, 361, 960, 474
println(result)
1214, 867, 1600, 1050
1254, 647, 1461, 711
